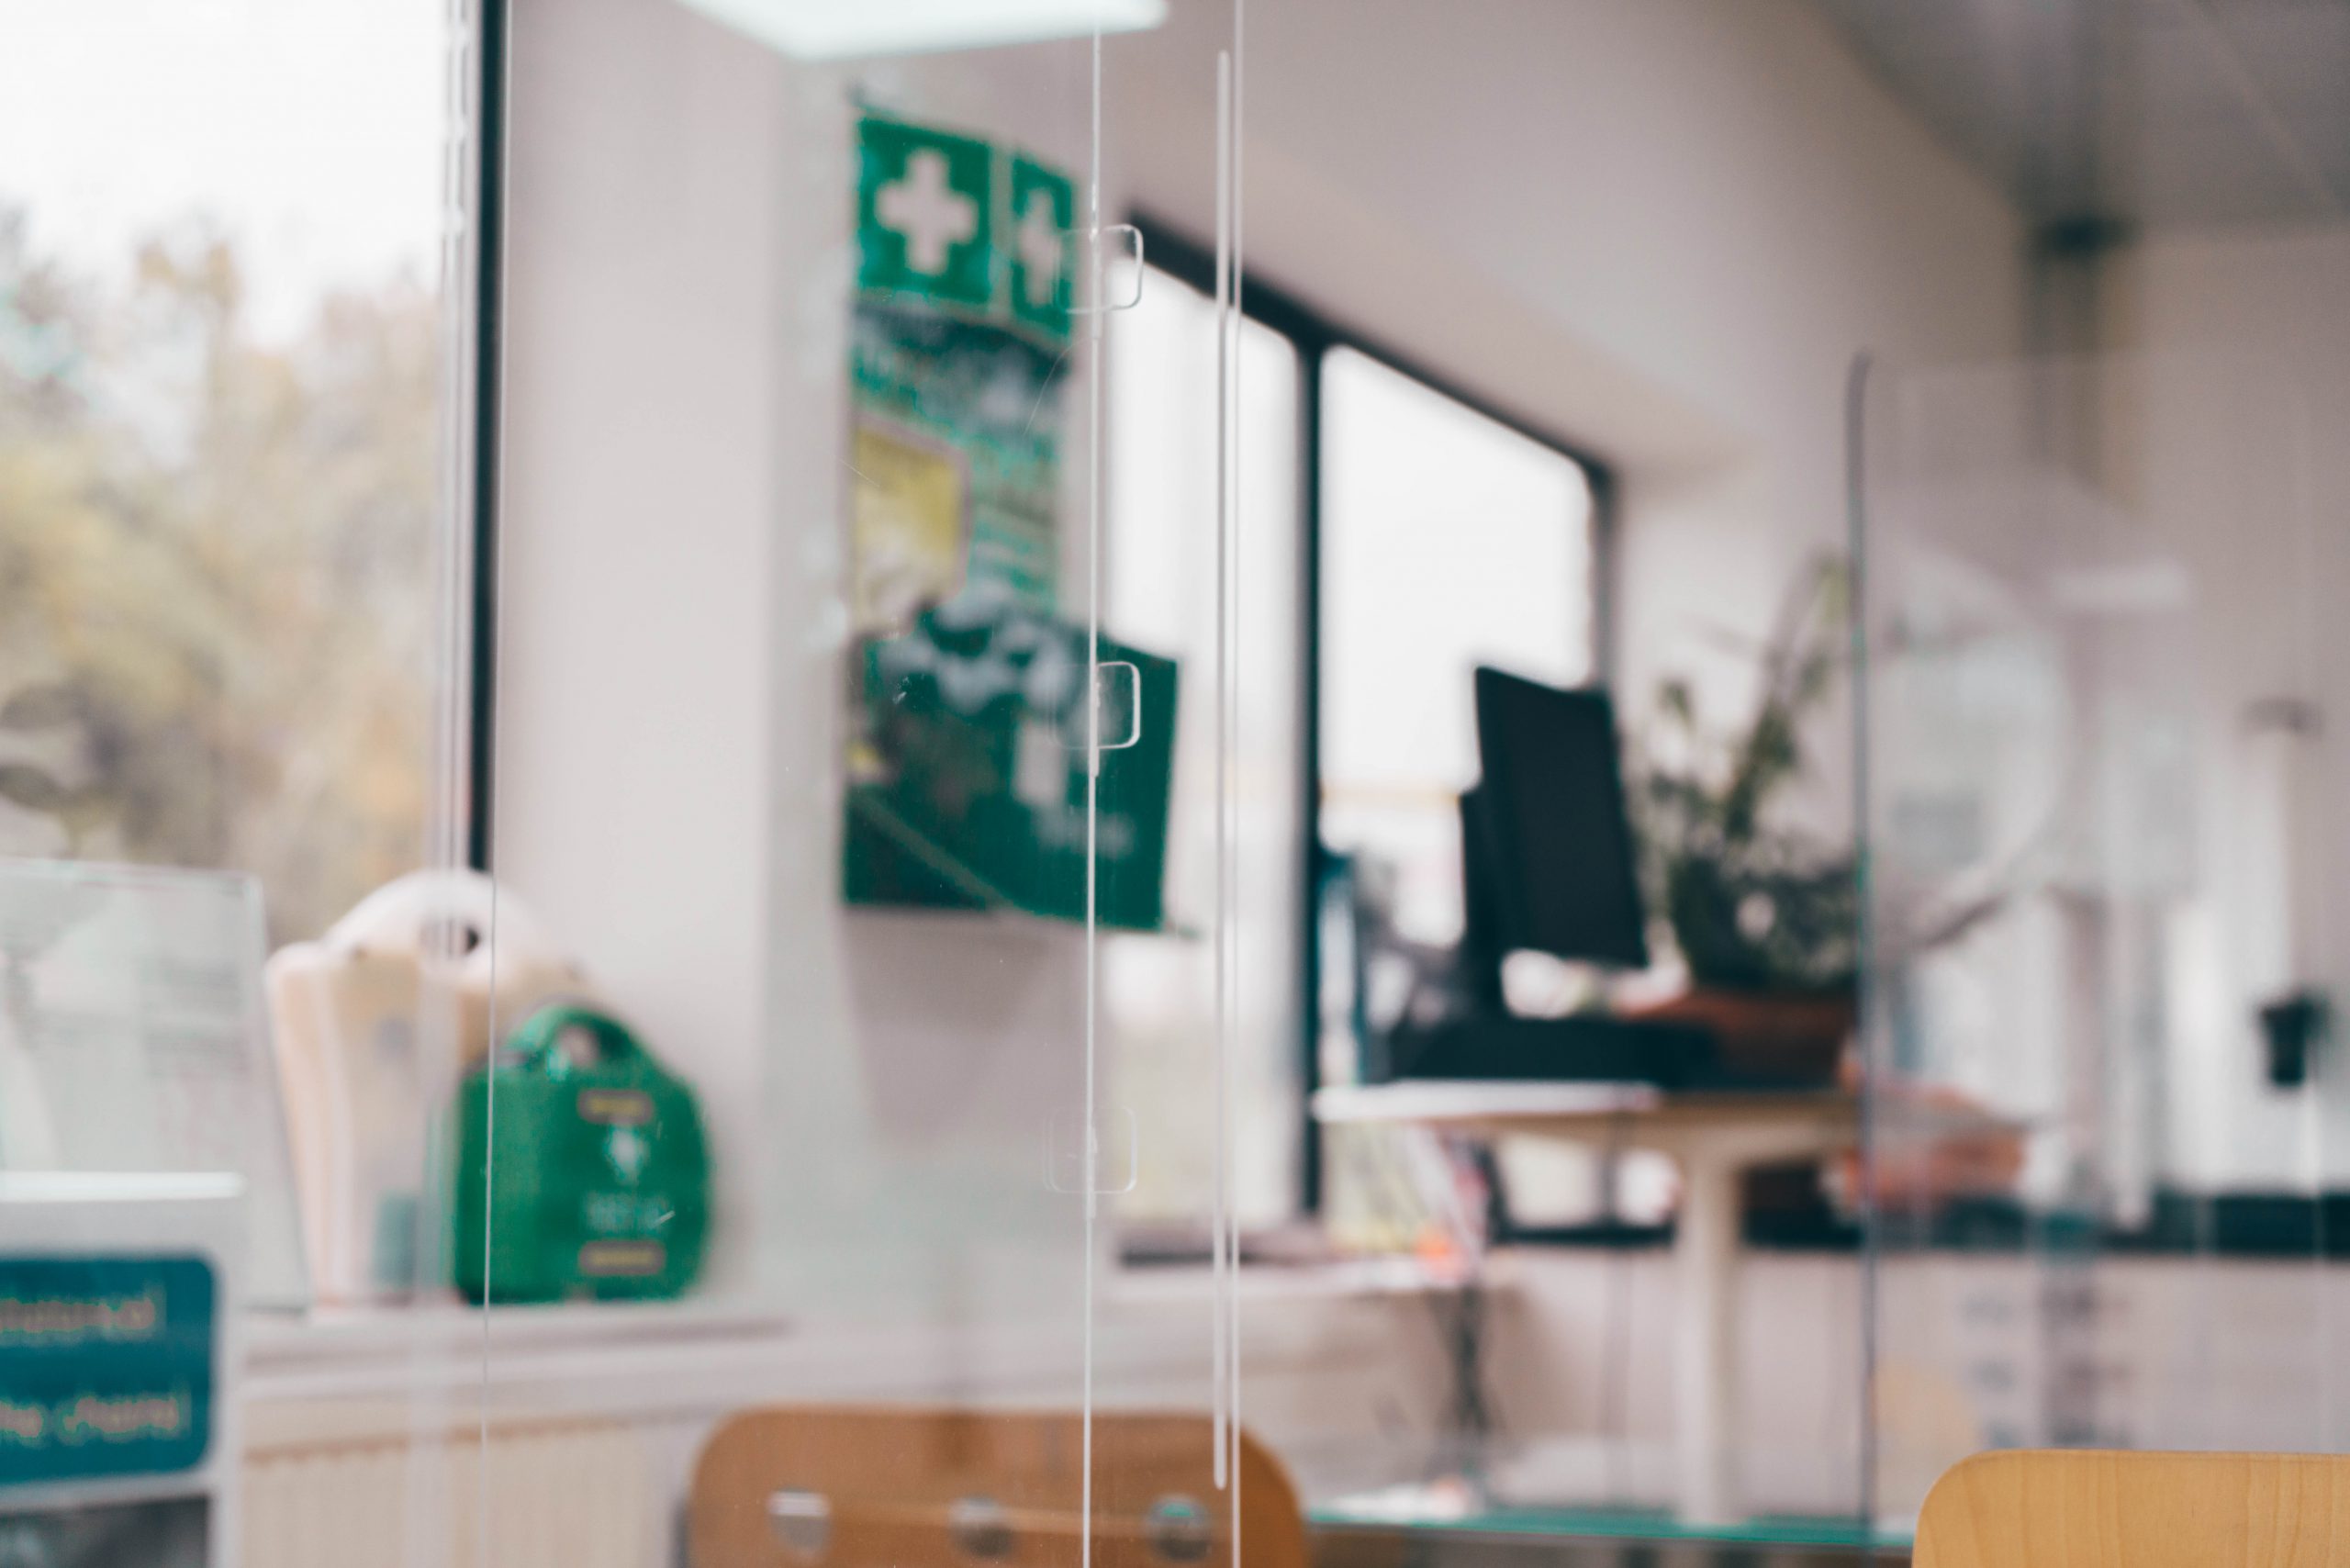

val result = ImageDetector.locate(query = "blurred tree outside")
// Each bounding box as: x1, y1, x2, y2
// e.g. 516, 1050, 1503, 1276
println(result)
0, 206, 442, 941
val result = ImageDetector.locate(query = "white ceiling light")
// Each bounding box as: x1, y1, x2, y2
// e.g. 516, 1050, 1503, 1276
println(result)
673, 0, 1165, 61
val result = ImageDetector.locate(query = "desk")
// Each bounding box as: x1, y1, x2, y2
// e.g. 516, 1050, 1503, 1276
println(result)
1313, 1082, 1858, 1529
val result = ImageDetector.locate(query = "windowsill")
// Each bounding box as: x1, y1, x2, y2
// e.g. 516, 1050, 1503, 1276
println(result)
241, 1252, 1490, 1406
242, 1294, 796, 1411
1108, 1253, 1516, 1306
246, 1293, 791, 1366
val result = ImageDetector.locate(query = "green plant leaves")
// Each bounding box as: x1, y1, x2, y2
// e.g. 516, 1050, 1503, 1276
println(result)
1632, 550, 1859, 994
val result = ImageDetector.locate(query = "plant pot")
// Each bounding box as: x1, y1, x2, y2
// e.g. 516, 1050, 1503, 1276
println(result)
1623, 987, 1853, 1087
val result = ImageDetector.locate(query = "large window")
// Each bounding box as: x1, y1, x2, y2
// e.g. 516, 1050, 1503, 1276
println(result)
0, 0, 465, 942
1107, 262, 1304, 1231
1319, 346, 1598, 948
1111, 230, 1606, 1226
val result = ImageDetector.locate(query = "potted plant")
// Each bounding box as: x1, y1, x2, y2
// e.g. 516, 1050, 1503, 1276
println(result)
1628, 554, 1858, 1077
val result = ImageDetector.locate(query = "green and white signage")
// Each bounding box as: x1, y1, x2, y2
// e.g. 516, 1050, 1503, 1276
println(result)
856, 111, 1076, 344
1007, 153, 1075, 341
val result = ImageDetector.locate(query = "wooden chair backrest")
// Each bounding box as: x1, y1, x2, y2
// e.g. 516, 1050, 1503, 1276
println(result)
688, 1406, 1310, 1568
1917, 1449, 2350, 1568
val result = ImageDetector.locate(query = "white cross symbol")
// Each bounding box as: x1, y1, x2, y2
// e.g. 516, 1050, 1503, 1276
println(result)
1014, 191, 1066, 308
606, 1126, 648, 1185
877, 148, 977, 277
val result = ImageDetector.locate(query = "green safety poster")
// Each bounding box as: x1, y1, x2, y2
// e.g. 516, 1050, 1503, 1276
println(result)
848, 111, 1073, 624
841, 110, 1176, 931
845, 600, 1178, 931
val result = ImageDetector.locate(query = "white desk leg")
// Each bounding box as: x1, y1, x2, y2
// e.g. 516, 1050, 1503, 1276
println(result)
1673, 1148, 1740, 1527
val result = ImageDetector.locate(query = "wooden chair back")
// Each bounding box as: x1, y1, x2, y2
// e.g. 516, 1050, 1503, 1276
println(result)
1917, 1449, 2350, 1567
688, 1406, 1310, 1568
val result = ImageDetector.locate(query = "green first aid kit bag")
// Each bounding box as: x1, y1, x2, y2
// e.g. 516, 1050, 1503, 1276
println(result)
451, 1003, 711, 1304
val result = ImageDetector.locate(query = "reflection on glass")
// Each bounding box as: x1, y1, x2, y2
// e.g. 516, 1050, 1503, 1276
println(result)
1861, 355, 2336, 1523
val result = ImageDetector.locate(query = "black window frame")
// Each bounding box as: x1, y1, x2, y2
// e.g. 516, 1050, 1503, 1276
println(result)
1132, 214, 1618, 1215
466, 0, 510, 874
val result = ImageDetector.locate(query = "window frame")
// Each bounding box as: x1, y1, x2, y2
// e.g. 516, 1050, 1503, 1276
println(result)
465, 0, 509, 874
1130, 214, 1618, 1214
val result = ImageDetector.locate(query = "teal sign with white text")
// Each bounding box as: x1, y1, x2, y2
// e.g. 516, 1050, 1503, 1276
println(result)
0, 1257, 216, 1489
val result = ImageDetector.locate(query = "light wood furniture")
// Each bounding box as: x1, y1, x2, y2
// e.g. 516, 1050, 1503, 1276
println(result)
1916, 1450, 2350, 1567
1315, 1081, 1859, 1528
1314, 1081, 2016, 1529
688, 1406, 1311, 1568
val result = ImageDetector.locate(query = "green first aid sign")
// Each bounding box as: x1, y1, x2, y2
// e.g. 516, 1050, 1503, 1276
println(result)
858, 117, 995, 310
1007, 153, 1074, 340
857, 112, 1075, 343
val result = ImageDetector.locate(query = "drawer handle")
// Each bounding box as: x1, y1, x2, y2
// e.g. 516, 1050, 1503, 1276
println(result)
767, 1490, 832, 1560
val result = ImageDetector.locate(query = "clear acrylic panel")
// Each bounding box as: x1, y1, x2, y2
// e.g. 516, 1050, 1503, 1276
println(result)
477, 1, 1258, 1566
1857, 352, 2339, 1529
0, 0, 479, 1560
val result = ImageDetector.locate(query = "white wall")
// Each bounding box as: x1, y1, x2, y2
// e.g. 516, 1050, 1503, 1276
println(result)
495, 0, 793, 1290
2109, 226, 2350, 1188
1107, 0, 2028, 775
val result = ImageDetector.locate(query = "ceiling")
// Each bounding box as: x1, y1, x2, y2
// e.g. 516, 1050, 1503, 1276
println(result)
1815, 0, 2350, 230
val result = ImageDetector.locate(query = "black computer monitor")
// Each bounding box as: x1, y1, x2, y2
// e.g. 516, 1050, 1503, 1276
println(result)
1467, 665, 1650, 970
1456, 785, 1510, 1014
